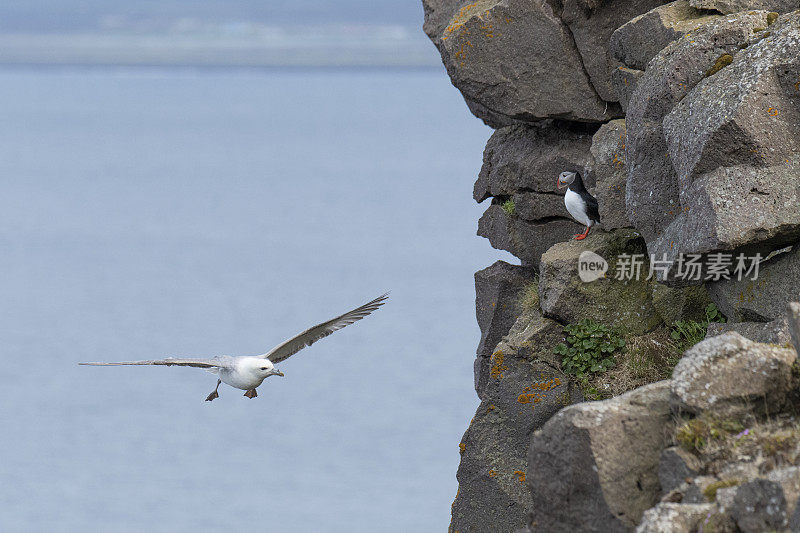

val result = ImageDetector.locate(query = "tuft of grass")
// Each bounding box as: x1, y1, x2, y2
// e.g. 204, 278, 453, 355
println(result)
760, 429, 798, 458
703, 479, 740, 502
518, 281, 540, 313
580, 328, 682, 400
501, 199, 516, 216
676, 415, 744, 454
671, 303, 726, 351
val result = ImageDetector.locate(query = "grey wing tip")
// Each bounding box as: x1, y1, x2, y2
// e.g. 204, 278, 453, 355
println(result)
374, 292, 390, 303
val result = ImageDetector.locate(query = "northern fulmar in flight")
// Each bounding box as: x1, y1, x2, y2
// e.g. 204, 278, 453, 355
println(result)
80, 293, 388, 401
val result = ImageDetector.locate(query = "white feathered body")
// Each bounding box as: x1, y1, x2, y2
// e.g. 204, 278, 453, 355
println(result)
216, 357, 276, 390
564, 188, 594, 227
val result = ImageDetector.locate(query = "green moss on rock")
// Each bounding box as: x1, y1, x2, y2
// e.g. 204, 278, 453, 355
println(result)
705, 53, 733, 77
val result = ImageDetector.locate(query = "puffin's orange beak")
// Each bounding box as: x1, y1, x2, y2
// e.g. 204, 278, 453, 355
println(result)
556, 176, 562, 190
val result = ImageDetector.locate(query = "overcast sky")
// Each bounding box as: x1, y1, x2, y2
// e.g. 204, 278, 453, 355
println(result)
1, 1, 424, 32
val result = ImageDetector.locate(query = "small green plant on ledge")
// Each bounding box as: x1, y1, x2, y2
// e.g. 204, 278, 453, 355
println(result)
671, 303, 726, 350
554, 319, 625, 378
501, 198, 515, 216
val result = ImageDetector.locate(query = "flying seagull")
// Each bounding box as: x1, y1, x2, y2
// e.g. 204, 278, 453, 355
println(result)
556, 170, 600, 241
80, 293, 389, 401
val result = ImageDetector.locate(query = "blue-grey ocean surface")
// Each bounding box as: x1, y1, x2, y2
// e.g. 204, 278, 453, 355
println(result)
0, 68, 503, 531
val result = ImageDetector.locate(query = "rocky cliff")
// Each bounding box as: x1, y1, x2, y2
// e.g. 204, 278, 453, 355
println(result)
423, 1, 800, 531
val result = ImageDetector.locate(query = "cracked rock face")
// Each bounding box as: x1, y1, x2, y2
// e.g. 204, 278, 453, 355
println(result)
689, 0, 799, 13
474, 123, 595, 201
670, 332, 797, 415
611, 66, 645, 113
586, 119, 631, 230
527, 381, 673, 532
610, 1, 721, 71
624, 10, 777, 267
552, 0, 674, 103
478, 205, 582, 267
474, 123, 593, 266
451, 309, 582, 533
789, 302, 800, 354
474, 260, 535, 397
422, 0, 668, 125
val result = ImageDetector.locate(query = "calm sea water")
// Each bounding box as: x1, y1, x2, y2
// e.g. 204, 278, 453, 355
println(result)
0, 67, 505, 531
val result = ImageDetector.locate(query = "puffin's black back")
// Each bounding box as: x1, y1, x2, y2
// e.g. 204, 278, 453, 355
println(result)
571, 172, 600, 223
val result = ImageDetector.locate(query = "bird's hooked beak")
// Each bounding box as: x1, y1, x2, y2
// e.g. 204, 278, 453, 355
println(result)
556, 175, 565, 190
272, 370, 285, 377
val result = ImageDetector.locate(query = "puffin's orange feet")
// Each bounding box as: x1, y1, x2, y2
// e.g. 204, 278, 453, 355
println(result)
244, 389, 258, 399
573, 227, 591, 240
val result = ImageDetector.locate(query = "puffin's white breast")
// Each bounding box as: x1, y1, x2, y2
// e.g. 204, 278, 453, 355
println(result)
564, 188, 592, 227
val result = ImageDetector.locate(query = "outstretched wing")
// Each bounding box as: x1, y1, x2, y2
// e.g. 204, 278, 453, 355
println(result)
79, 358, 226, 369
261, 293, 388, 364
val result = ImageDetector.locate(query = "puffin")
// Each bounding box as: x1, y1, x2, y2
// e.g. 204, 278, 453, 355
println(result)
556, 171, 600, 241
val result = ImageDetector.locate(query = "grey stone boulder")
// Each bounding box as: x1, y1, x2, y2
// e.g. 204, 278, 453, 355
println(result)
689, 0, 799, 14
527, 381, 673, 532
706, 318, 791, 344
474, 261, 535, 396
654, 163, 800, 264
478, 204, 581, 267
612, 66, 645, 114
767, 466, 800, 519
651, 283, 713, 326
671, 332, 797, 415
625, 10, 772, 259
451, 309, 582, 533
610, 1, 722, 71
788, 302, 800, 353
538, 229, 663, 334
422, 0, 614, 126
474, 123, 594, 202
586, 119, 631, 230
708, 245, 800, 322
657, 12, 800, 258
635, 503, 715, 532
659, 447, 703, 494
718, 478, 789, 532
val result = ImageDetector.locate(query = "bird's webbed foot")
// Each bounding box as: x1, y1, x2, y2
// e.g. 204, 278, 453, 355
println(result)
205, 379, 221, 402
244, 389, 258, 399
